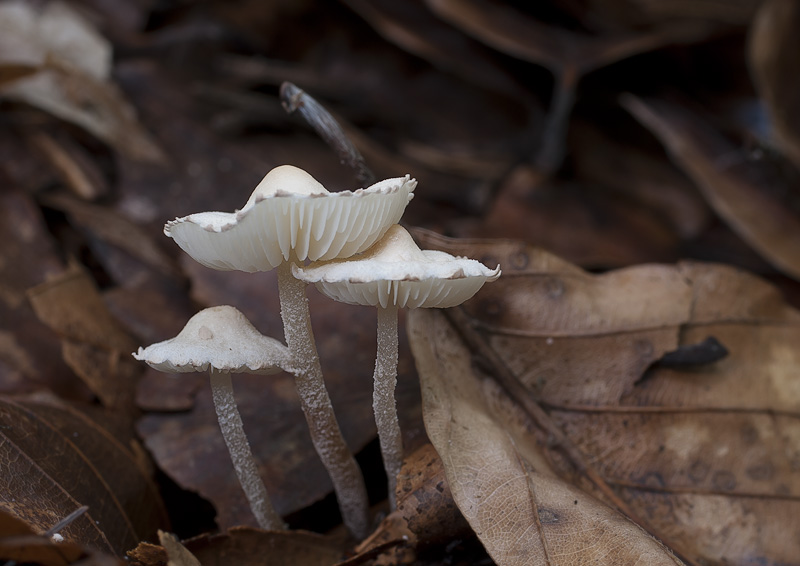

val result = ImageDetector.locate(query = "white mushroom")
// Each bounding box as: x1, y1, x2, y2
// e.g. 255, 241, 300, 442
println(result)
162, 165, 416, 538
133, 306, 290, 531
293, 225, 500, 508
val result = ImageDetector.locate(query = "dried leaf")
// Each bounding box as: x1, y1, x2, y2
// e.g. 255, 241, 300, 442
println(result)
0, 397, 168, 555
623, 94, 800, 281
128, 528, 344, 566
409, 309, 684, 565
157, 531, 200, 566
353, 443, 471, 565
748, 0, 800, 168
342, 0, 524, 98
0, 1, 163, 162
27, 263, 139, 408
0, 187, 84, 399
411, 231, 800, 565
474, 165, 680, 267
41, 193, 182, 281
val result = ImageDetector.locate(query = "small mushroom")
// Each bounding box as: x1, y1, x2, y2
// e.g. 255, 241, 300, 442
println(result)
134, 305, 290, 531
293, 225, 501, 508
162, 165, 415, 538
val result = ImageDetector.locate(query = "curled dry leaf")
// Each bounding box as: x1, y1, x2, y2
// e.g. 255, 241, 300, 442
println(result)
623, 94, 800, 281
128, 527, 344, 566
0, 1, 163, 162
411, 230, 800, 565
0, 397, 168, 556
27, 263, 140, 409
748, 0, 800, 169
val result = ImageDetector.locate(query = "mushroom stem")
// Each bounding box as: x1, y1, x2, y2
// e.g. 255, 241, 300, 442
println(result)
277, 262, 370, 539
209, 370, 286, 530
374, 305, 402, 510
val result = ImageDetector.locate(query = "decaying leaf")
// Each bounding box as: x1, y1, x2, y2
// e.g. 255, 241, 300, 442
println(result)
0, 1, 163, 162
410, 230, 800, 565
748, 0, 800, 169
623, 94, 800, 281
352, 443, 471, 565
0, 397, 168, 555
128, 527, 344, 566
27, 263, 140, 408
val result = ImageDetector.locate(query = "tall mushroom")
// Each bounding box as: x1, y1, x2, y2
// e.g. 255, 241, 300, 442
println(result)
133, 305, 290, 530
293, 225, 501, 508
163, 165, 416, 538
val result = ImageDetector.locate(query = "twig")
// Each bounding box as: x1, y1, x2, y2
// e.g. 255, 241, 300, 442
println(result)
280, 82, 375, 186
44, 505, 89, 537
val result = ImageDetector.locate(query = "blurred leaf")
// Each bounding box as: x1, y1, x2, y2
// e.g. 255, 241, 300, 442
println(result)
0, 186, 85, 399
157, 531, 200, 566
0, 1, 163, 162
128, 527, 344, 566
623, 94, 800, 281
748, 0, 800, 169
411, 230, 800, 565
27, 263, 140, 408
341, 0, 524, 98
474, 165, 680, 268
0, 397, 168, 555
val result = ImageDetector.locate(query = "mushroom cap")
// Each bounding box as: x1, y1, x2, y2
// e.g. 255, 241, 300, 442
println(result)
133, 306, 290, 374
292, 225, 501, 309
165, 165, 416, 272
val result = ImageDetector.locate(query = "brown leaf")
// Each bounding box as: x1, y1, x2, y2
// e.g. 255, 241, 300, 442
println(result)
27, 263, 140, 408
0, 2, 163, 162
623, 94, 800, 281
409, 309, 684, 565
353, 443, 471, 565
128, 528, 344, 566
426, 0, 712, 75
0, 397, 168, 555
157, 531, 200, 566
341, 0, 524, 98
0, 187, 87, 400
40, 192, 182, 281
410, 231, 800, 564
748, 0, 800, 169
473, 165, 680, 268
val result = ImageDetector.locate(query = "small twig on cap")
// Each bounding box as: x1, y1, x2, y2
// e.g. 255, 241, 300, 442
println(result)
280, 81, 375, 187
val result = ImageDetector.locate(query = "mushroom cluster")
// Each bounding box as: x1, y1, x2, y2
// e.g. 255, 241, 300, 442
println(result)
134, 165, 499, 537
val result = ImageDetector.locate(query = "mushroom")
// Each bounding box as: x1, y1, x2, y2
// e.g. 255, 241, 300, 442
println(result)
293, 225, 501, 508
133, 305, 290, 531
163, 165, 416, 538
